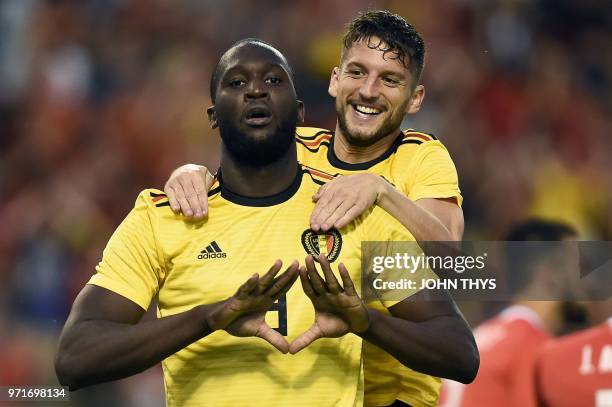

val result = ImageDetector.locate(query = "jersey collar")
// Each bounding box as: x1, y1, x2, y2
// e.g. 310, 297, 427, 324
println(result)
327, 131, 405, 171
218, 164, 303, 207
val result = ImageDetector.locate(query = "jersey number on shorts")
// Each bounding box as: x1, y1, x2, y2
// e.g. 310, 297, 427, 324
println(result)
270, 294, 287, 336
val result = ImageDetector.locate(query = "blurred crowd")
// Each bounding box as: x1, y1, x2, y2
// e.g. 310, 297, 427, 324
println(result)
1, 0, 610, 405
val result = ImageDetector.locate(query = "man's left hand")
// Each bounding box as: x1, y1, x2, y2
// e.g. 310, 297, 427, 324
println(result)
310, 173, 387, 231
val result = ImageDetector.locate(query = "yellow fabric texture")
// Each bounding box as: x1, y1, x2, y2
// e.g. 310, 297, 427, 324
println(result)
89, 164, 425, 406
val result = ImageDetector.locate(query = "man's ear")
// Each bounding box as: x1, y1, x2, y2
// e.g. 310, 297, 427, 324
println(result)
297, 100, 305, 123
406, 85, 425, 115
206, 106, 218, 129
328, 67, 340, 98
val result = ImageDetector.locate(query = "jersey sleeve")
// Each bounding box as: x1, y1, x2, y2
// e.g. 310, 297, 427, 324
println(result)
358, 207, 438, 308
405, 140, 463, 207
88, 190, 165, 310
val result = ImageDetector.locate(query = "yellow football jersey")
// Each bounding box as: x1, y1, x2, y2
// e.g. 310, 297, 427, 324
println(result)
296, 127, 462, 407
88, 164, 430, 407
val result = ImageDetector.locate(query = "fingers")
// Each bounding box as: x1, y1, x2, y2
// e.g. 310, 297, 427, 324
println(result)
298, 265, 316, 299
289, 324, 322, 354
265, 261, 300, 298
318, 254, 342, 294
189, 168, 212, 218
164, 165, 211, 218
235, 274, 259, 299
305, 255, 327, 295
312, 183, 328, 202
164, 185, 181, 214
257, 324, 290, 354
174, 187, 193, 217
166, 183, 191, 216
333, 203, 366, 230
259, 260, 283, 289
182, 177, 205, 218
310, 191, 339, 231
320, 197, 357, 232
339, 263, 358, 296
303, 255, 345, 296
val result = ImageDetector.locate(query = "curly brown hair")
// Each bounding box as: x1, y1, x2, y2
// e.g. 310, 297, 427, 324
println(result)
342, 10, 425, 82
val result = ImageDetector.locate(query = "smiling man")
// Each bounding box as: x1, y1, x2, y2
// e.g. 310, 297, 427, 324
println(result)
164, 11, 476, 407
55, 39, 459, 407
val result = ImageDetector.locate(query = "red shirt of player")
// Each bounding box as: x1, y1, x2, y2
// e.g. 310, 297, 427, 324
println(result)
535, 318, 612, 407
440, 305, 550, 407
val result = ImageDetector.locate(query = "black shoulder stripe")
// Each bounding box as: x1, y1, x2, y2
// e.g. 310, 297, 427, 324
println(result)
150, 192, 167, 197
296, 138, 332, 153
296, 130, 333, 141
208, 186, 221, 197
379, 175, 396, 188
301, 168, 327, 186
399, 139, 423, 146
155, 201, 170, 207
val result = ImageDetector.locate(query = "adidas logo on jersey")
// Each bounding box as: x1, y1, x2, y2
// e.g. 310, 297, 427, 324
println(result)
198, 241, 227, 259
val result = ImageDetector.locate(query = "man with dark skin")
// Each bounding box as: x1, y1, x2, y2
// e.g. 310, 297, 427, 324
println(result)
57, 39, 477, 406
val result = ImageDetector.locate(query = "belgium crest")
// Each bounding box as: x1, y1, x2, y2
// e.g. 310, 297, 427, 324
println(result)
301, 229, 343, 262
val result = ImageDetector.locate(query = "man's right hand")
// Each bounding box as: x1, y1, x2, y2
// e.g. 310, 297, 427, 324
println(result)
206, 260, 299, 353
164, 164, 214, 219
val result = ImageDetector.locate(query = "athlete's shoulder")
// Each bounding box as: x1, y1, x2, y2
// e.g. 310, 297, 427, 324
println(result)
398, 129, 451, 153
300, 163, 337, 186
400, 129, 439, 145
395, 129, 457, 169
296, 126, 333, 139
296, 127, 333, 152
138, 188, 170, 209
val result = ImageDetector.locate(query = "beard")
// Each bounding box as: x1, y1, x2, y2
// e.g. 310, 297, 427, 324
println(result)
218, 108, 298, 167
336, 99, 408, 147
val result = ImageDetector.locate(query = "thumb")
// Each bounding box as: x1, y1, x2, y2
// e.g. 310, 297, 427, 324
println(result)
289, 324, 322, 354
257, 324, 290, 354
204, 168, 216, 190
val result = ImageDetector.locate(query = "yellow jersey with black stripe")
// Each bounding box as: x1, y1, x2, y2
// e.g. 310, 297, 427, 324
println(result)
88, 164, 433, 407
296, 127, 462, 407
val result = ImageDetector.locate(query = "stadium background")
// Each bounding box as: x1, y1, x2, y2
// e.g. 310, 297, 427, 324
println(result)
0, 0, 610, 405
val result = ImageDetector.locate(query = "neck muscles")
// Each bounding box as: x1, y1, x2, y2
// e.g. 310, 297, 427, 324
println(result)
220, 143, 298, 197
333, 124, 399, 164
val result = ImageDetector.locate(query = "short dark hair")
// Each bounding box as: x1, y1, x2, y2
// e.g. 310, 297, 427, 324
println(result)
504, 219, 577, 293
209, 38, 294, 102
342, 10, 426, 82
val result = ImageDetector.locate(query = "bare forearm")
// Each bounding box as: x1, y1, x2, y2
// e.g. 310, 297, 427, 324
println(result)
377, 184, 457, 241
359, 308, 479, 383
56, 305, 213, 390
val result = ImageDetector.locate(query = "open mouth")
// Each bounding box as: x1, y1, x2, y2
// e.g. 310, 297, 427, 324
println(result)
351, 104, 383, 117
244, 105, 272, 126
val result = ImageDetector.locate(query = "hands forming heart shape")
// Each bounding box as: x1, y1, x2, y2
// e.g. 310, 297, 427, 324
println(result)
205, 254, 370, 354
